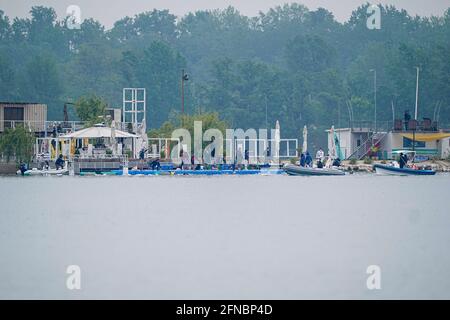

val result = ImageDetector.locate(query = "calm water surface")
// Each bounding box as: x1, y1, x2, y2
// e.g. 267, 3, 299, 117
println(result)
0, 174, 449, 299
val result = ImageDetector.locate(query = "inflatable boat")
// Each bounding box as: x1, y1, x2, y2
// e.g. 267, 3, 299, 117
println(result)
284, 164, 345, 176
23, 168, 69, 176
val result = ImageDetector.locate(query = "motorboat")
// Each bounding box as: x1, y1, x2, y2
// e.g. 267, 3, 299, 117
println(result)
23, 167, 69, 176
373, 150, 436, 176
373, 164, 435, 176
20, 160, 70, 176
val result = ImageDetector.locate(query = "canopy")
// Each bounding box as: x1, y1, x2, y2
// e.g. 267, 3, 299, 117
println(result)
401, 133, 450, 142
392, 150, 416, 155
60, 126, 138, 139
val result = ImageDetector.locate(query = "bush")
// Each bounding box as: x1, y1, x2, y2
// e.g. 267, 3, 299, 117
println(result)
363, 157, 373, 164
349, 158, 357, 165
0, 125, 35, 163
74, 95, 107, 127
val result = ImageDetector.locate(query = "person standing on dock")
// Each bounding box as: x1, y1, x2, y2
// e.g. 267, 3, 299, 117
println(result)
244, 149, 250, 169
139, 147, 147, 160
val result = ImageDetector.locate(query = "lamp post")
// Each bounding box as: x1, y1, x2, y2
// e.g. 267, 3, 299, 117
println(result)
181, 69, 189, 114
415, 67, 420, 120
412, 67, 420, 156
370, 69, 377, 133
264, 94, 268, 129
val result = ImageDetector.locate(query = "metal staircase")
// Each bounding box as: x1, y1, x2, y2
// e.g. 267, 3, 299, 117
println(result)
346, 132, 388, 160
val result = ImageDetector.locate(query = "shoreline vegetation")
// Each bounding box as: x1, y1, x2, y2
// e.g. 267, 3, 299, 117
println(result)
0, 4, 449, 149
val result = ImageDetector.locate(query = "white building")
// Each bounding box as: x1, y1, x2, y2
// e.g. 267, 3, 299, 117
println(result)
327, 120, 450, 160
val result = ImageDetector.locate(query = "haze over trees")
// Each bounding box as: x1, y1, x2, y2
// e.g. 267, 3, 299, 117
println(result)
0, 3, 449, 148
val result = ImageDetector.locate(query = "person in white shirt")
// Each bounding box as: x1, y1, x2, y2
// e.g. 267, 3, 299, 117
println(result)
316, 148, 324, 161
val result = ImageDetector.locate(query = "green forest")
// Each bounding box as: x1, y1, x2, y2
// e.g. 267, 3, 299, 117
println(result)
0, 3, 449, 148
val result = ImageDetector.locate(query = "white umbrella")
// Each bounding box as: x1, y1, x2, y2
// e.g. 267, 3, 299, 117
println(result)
110, 120, 117, 155
135, 118, 148, 158
274, 120, 280, 162
302, 125, 308, 153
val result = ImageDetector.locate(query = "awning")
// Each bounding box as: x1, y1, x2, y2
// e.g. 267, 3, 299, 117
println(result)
60, 126, 138, 139
400, 133, 450, 142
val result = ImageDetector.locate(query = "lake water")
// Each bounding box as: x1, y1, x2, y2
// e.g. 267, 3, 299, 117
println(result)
1, 173, 450, 299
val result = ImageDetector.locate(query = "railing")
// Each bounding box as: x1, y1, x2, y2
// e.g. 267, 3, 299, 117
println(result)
147, 138, 181, 159
230, 138, 298, 163
0, 120, 137, 134
349, 120, 392, 133
349, 119, 445, 133
147, 137, 298, 164
72, 154, 129, 175
392, 119, 439, 132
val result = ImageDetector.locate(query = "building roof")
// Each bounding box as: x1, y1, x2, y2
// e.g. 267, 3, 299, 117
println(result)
0, 102, 45, 105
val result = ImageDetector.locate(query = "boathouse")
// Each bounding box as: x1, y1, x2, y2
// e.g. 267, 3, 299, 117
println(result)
327, 119, 450, 160
0, 102, 47, 133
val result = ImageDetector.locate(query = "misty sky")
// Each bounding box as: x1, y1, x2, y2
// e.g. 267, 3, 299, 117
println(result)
0, 0, 449, 28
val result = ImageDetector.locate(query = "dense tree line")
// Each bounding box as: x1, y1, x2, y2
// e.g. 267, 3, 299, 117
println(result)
0, 4, 449, 148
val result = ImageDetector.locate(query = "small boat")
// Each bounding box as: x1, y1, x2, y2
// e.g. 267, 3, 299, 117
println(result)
23, 167, 69, 176
374, 150, 436, 176
284, 164, 345, 176
373, 164, 436, 176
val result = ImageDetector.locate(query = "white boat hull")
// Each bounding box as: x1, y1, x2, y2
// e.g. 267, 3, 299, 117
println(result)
375, 166, 407, 176
373, 164, 436, 176
24, 168, 69, 176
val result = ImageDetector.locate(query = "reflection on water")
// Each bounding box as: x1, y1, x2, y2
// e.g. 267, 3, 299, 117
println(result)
0, 174, 450, 299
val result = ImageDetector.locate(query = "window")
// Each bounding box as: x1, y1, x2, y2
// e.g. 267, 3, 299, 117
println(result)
4, 107, 24, 128
403, 137, 425, 148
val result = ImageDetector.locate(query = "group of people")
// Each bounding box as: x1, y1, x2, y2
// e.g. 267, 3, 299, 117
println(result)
299, 148, 341, 169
